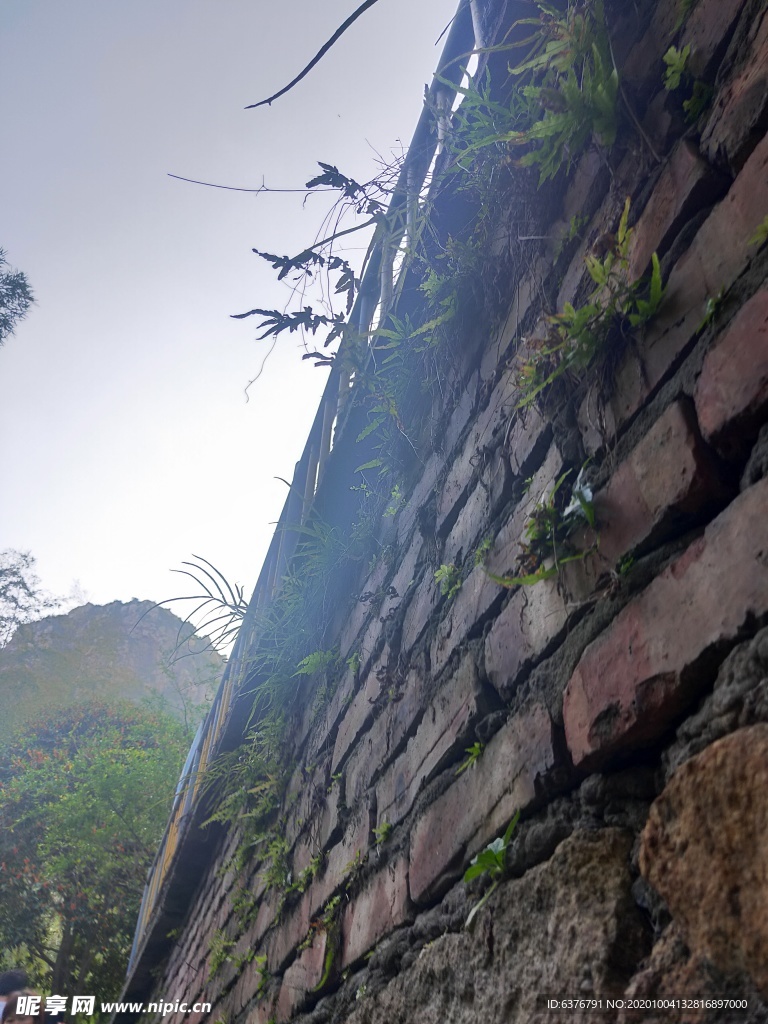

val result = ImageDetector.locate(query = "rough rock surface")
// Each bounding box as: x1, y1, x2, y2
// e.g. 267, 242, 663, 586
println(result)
342, 830, 648, 1024
640, 725, 768, 996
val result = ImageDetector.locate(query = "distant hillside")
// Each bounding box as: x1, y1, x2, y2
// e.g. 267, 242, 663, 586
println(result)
0, 599, 225, 738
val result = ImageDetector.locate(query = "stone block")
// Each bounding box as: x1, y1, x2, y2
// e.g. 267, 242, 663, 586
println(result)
431, 444, 563, 676
485, 579, 568, 701
613, 130, 768, 430
343, 666, 427, 807
444, 473, 495, 569
397, 451, 444, 545
437, 363, 525, 534
681, 0, 747, 78
694, 283, 768, 453
701, 5, 768, 169
627, 140, 728, 281
640, 724, 768, 997
304, 665, 356, 764
345, 830, 646, 1023
480, 258, 548, 382
400, 570, 440, 654
563, 478, 768, 769
336, 558, 388, 661
331, 645, 389, 773
264, 889, 313, 973
430, 564, 503, 676
409, 702, 556, 904
341, 854, 411, 967
592, 398, 729, 564
275, 931, 328, 1020
376, 533, 422, 625
376, 656, 491, 826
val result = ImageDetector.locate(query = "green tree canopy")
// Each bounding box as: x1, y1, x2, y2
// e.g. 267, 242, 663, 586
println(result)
0, 699, 190, 1001
0, 248, 33, 345
0, 550, 58, 648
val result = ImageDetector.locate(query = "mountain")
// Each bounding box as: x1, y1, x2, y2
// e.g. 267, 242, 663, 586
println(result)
0, 599, 225, 738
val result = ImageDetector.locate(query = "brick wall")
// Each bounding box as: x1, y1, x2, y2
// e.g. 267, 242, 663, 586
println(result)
141, 0, 768, 1020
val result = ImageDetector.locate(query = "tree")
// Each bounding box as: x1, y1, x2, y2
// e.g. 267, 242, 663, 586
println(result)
0, 249, 34, 345
0, 700, 190, 1001
0, 550, 58, 647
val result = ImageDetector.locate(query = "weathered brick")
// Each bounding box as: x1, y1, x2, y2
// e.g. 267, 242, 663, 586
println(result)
504, 403, 548, 476
627, 140, 728, 281
376, 656, 491, 827
480, 257, 549, 382
252, 891, 282, 948
275, 931, 327, 1020
430, 564, 502, 676
444, 472, 493, 568
561, 149, 605, 227
343, 666, 427, 807
331, 645, 389, 773
311, 804, 371, 915
694, 284, 768, 452
341, 854, 411, 967
315, 778, 341, 851
681, 0, 747, 78
556, 177, 635, 310
264, 890, 313, 973
485, 579, 568, 700
437, 363, 524, 533
431, 444, 563, 676
593, 399, 729, 564
409, 703, 557, 904
436, 439, 478, 536
303, 664, 356, 763
336, 557, 388, 660
622, 4, 678, 90
443, 371, 479, 456
233, 949, 272, 1016
400, 570, 440, 654
285, 761, 335, 853
397, 451, 444, 545
563, 477, 768, 769
611, 130, 768, 430
242, 997, 275, 1024
701, 6, 768, 169
376, 532, 422, 624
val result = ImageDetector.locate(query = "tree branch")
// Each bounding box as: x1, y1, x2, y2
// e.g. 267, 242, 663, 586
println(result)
245, 0, 383, 109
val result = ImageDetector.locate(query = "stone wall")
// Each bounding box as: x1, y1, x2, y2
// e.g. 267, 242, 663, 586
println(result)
139, 0, 768, 1020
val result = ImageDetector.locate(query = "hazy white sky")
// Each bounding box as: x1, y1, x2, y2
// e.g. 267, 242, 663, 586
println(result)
0, 0, 458, 616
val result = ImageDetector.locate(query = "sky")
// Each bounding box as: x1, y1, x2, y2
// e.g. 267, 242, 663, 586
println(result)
0, 0, 459, 623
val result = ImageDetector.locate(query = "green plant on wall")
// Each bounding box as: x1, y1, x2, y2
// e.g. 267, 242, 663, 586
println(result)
486, 469, 596, 588
372, 820, 393, 845
456, 741, 484, 775
464, 811, 520, 929
441, 0, 619, 186
435, 563, 462, 599
516, 198, 664, 410
662, 45, 690, 91
208, 930, 236, 979
510, 0, 619, 183
661, 44, 712, 122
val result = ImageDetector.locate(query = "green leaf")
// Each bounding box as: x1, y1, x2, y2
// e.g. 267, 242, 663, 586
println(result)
649, 252, 664, 310
354, 459, 383, 474
617, 197, 631, 249
356, 415, 386, 443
